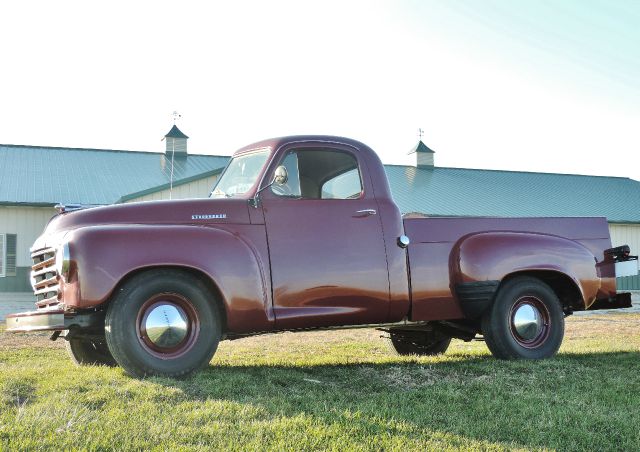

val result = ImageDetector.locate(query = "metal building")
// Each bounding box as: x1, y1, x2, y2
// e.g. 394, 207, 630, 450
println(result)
0, 126, 228, 313
1, 135, 639, 318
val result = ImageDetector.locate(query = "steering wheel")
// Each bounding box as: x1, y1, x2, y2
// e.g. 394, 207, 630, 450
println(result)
271, 183, 293, 197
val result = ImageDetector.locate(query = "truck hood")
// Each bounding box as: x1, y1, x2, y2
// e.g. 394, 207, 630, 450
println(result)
36, 198, 251, 249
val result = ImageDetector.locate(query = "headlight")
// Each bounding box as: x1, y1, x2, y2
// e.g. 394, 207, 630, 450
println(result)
55, 242, 71, 281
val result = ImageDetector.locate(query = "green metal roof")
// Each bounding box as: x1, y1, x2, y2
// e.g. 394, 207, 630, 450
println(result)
164, 125, 189, 139
385, 165, 640, 223
2, 142, 639, 223
0, 144, 228, 205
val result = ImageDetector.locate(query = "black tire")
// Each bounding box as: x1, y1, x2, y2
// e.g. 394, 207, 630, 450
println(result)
105, 269, 222, 378
387, 331, 452, 356
481, 276, 564, 359
66, 337, 117, 366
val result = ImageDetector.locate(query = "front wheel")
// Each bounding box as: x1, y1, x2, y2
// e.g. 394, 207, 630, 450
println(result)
481, 276, 564, 359
105, 269, 222, 378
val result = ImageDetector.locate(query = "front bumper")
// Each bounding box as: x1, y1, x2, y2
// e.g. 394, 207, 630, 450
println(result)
5, 309, 66, 332
5, 308, 104, 333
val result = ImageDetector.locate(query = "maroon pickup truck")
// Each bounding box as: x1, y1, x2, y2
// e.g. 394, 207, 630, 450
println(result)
6, 135, 637, 377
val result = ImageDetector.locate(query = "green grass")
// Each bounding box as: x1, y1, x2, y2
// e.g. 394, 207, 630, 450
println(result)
1, 314, 639, 451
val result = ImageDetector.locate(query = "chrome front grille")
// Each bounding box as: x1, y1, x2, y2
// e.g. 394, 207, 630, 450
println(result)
31, 248, 61, 308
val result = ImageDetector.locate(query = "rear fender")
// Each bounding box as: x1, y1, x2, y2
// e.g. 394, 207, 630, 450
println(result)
66, 224, 272, 333
451, 232, 600, 316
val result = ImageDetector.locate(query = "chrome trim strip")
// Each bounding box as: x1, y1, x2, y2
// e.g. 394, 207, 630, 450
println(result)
33, 285, 60, 297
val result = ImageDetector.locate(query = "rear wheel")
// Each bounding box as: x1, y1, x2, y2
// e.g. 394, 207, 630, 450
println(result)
66, 337, 117, 366
387, 331, 451, 356
105, 269, 222, 378
482, 276, 564, 359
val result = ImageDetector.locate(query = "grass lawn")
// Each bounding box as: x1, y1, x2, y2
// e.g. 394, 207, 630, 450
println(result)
1, 313, 639, 451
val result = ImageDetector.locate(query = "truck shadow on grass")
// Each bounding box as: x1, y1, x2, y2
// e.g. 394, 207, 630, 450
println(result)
157, 351, 640, 451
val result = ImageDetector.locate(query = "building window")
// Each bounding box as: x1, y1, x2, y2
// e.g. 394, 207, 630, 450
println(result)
0, 233, 17, 277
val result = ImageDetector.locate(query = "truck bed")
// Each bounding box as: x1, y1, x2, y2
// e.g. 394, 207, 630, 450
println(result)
403, 216, 614, 320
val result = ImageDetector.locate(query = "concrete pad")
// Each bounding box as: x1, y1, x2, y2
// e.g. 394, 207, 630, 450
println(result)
0, 292, 36, 321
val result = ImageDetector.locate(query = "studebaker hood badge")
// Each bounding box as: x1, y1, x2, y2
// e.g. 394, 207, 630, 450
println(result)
192, 214, 227, 220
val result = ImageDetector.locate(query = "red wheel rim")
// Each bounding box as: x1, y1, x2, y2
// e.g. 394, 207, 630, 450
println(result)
136, 293, 200, 359
508, 296, 551, 349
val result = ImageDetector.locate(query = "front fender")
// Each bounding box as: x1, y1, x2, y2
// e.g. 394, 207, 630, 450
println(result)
65, 224, 272, 333
451, 232, 600, 309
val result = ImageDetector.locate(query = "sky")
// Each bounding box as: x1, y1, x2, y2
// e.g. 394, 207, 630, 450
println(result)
1, 0, 639, 180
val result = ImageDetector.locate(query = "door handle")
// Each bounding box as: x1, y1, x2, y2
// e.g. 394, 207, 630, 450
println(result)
354, 209, 377, 217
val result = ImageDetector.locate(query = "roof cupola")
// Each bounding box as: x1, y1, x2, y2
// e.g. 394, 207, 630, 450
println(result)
163, 124, 189, 157
408, 139, 435, 168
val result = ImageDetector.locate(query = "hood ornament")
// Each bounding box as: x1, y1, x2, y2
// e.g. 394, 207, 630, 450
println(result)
54, 203, 98, 214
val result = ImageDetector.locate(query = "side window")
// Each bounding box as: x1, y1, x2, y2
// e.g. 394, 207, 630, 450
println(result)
271, 148, 362, 200
321, 168, 362, 199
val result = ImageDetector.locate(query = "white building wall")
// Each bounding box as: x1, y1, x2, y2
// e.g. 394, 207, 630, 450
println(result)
126, 174, 219, 203
0, 206, 56, 267
609, 223, 640, 253
609, 223, 640, 291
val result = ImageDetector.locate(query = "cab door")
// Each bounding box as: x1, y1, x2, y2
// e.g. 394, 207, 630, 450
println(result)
260, 145, 390, 329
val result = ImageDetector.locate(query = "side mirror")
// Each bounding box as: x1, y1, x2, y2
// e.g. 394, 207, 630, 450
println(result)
249, 165, 289, 209
274, 166, 288, 185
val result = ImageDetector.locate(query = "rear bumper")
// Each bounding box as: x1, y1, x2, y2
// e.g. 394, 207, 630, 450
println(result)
588, 293, 633, 311
5, 309, 66, 332
5, 308, 104, 333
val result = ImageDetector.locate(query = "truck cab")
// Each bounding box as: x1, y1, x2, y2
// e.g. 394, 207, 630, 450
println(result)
221, 138, 409, 329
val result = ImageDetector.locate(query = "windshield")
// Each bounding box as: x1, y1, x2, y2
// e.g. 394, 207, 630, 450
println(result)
210, 150, 270, 198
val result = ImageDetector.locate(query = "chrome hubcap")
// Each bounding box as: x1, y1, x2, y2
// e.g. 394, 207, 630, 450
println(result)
512, 303, 543, 341
144, 304, 189, 349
